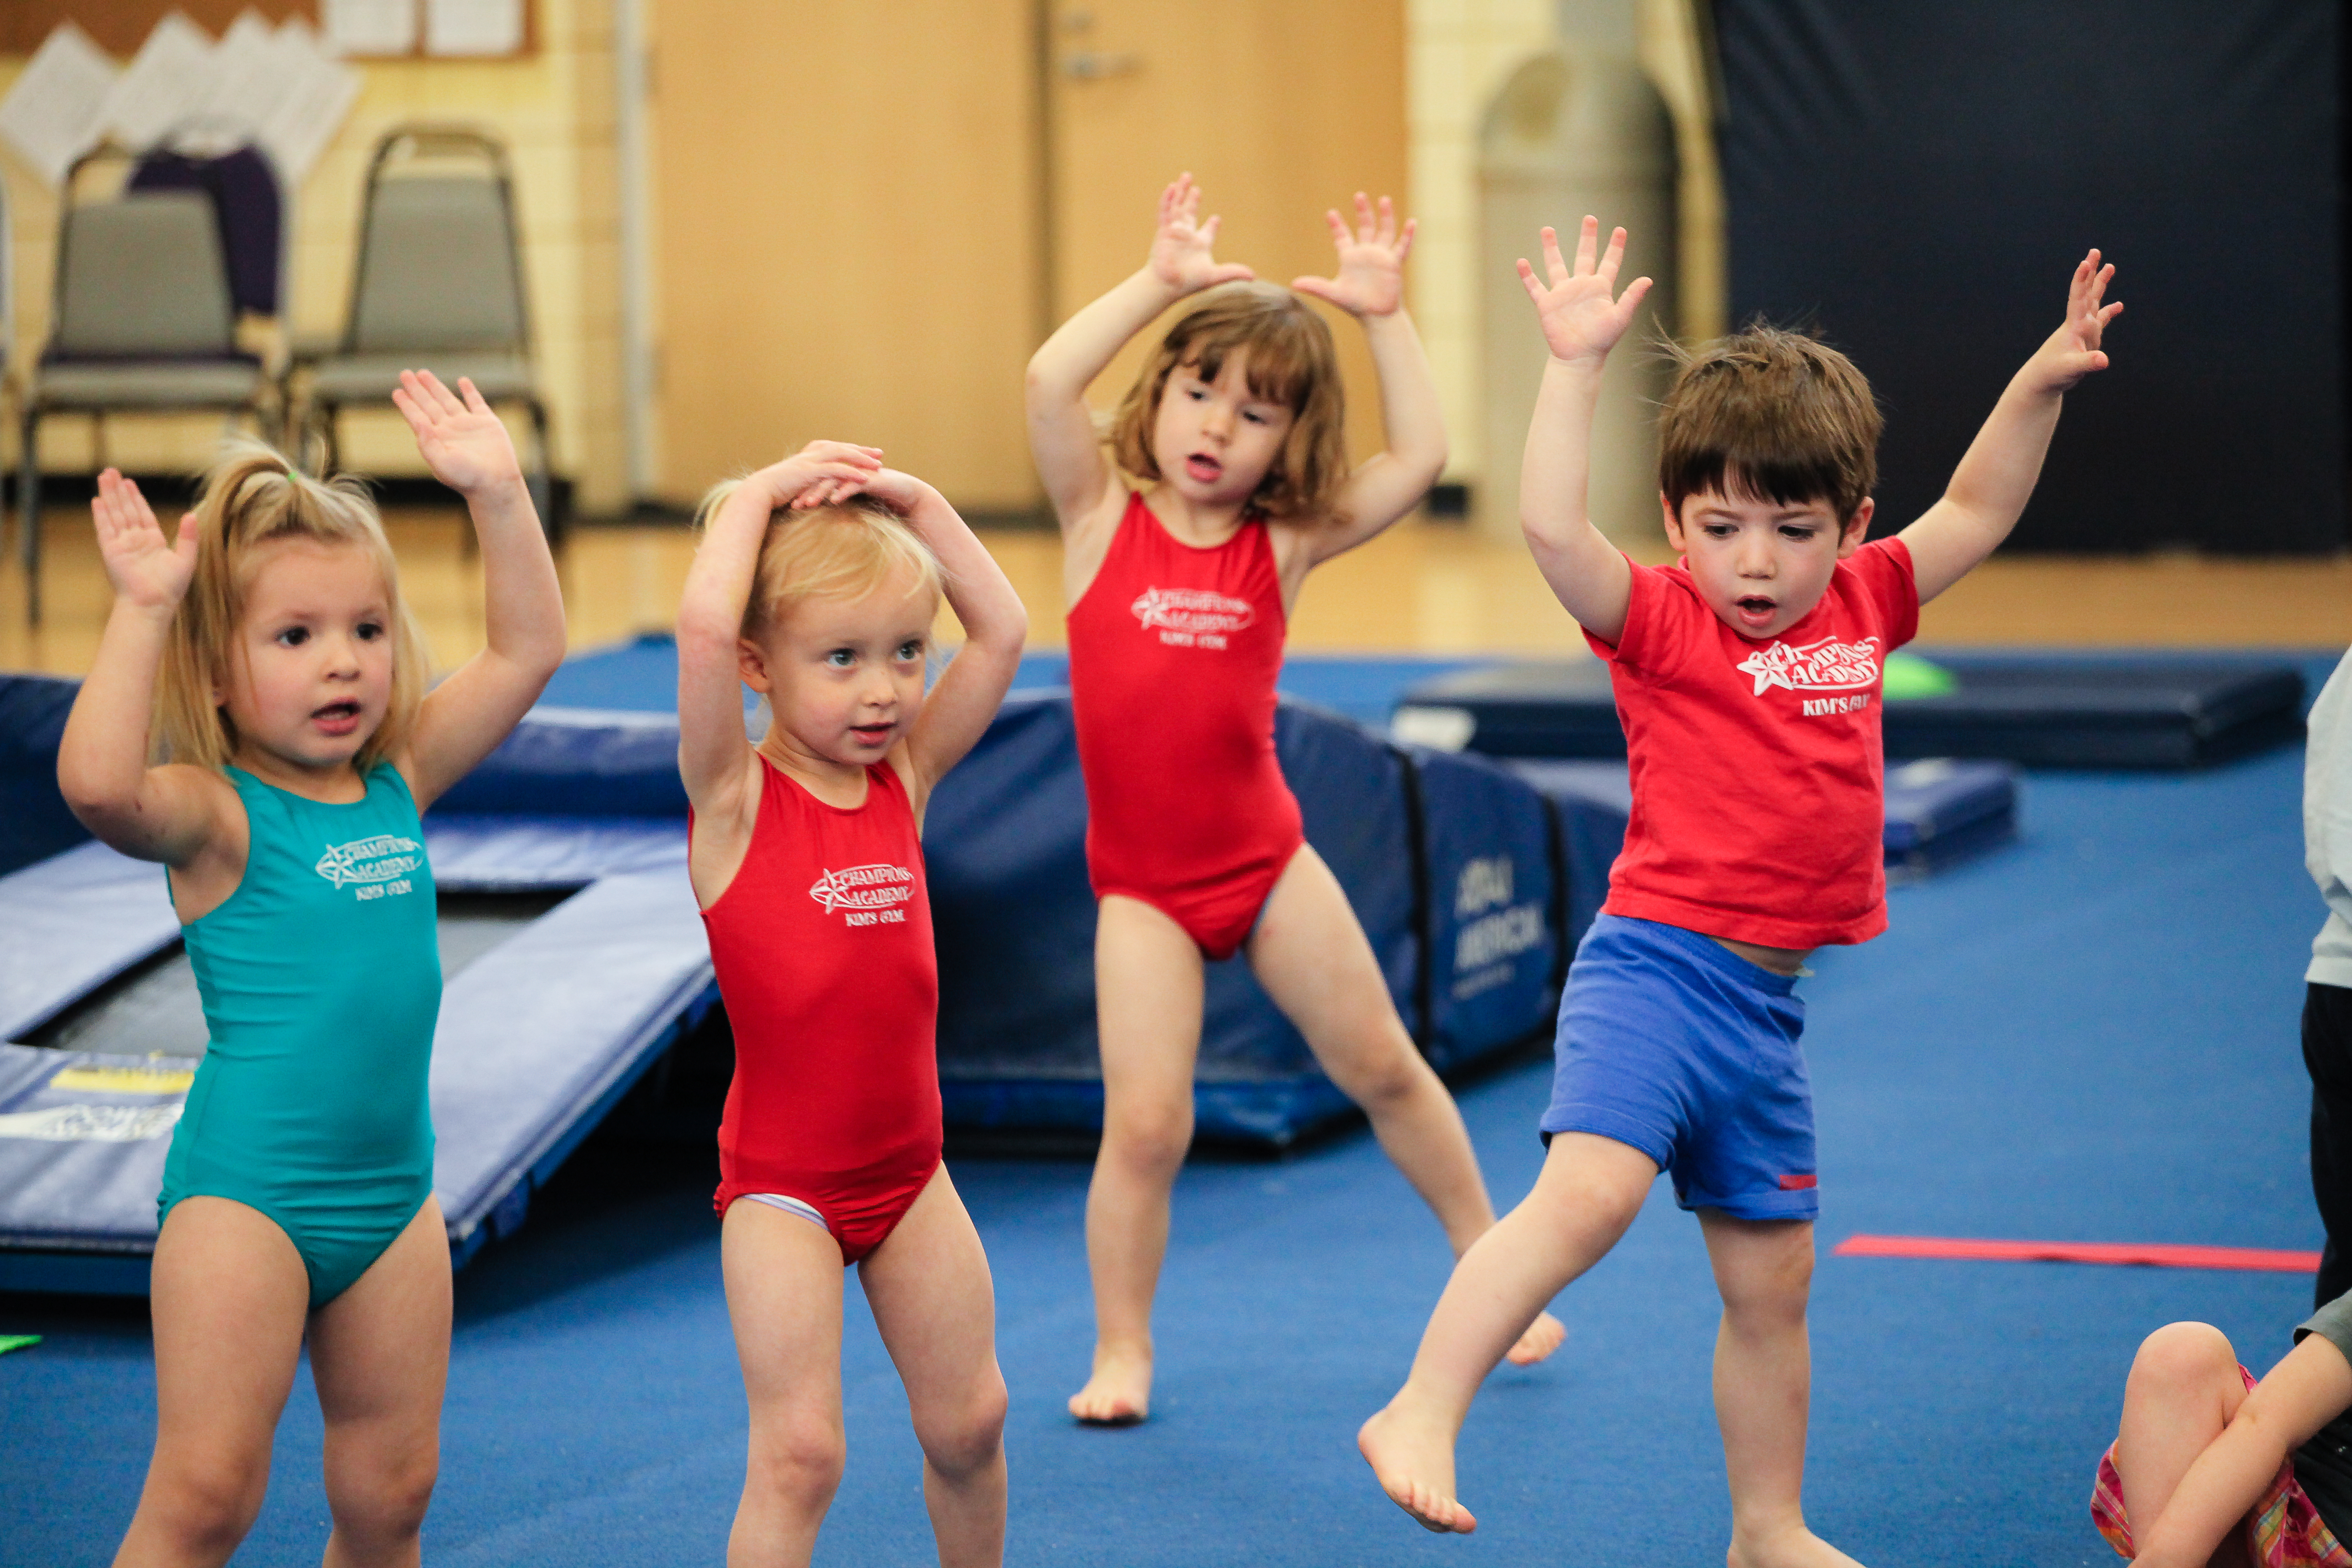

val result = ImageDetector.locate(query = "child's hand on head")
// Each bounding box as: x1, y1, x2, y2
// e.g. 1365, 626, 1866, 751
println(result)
1292, 193, 1415, 318
90, 469, 196, 614
1148, 173, 1254, 295
838, 467, 936, 514
766, 439, 886, 510
1518, 217, 1653, 370
394, 370, 523, 497
2022, 249, 2122, 396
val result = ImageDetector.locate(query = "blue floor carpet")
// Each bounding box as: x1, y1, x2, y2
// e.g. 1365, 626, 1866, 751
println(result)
2, 652, 2339, 1565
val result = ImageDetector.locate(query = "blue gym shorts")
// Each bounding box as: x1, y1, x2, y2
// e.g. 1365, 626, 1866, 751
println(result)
1540, 913, 1819, 1222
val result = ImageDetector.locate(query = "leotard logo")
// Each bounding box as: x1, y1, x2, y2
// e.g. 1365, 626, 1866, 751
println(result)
315, 834, 424, 889
1736, 636, 1882, 697
809, 863, 916, 926
1131, 586, 1254, 648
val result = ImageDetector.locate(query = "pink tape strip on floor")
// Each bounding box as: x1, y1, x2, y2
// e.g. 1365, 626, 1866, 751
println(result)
1833, 1235, 2321, 1273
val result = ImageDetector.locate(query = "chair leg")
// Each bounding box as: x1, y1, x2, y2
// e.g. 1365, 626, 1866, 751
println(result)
20, 407, 39, 629
526, 397, 555, 544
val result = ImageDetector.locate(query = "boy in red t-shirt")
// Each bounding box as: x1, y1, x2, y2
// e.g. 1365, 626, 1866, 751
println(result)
1359, 218, 2121, 1557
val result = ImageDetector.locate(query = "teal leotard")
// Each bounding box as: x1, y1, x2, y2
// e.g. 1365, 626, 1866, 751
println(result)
159, 763, 441, 1306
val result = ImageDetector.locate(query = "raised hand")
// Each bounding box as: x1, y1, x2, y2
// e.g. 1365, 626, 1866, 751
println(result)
90, 469, 196, 614
1147, 173, 1255, 294
1292, 193, 1416, 317
2023, 249, 2122, 395
1517, 217, 1653, 369
831, 465, 936, 516
768, 439, 887, 511
394, 369, 524, 498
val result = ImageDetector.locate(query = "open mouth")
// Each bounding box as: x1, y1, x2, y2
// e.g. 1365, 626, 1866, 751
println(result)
312, 700, 362, 735
1183, 453, 1224, 485
849, 722, 895, 747
1734, 595, 1777, 626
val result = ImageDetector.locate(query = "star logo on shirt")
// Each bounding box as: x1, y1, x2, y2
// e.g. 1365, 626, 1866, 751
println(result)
1736, 636, 1882, 696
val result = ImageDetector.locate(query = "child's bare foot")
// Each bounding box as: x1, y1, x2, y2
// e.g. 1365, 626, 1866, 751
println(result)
1726, 1522, 1868, 1568
1357, 1400, 1477, 1534
1504, 1308, 1566, 1365
1068, 1343, 1152, 1425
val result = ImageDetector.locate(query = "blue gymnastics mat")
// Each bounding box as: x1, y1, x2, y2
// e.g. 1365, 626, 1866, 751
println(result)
1393, 650, 2309, 769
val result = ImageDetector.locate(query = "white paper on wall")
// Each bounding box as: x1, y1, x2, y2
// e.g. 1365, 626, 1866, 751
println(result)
425, 0, 525, 57
0, 23, 120, 187
101, 13, 224, 152
256, 19, 362, 186
324, 0, 420, 57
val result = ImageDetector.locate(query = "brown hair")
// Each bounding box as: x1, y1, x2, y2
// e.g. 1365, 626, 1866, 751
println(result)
155, 441, 428, 773
693, 482, 943, 638
1108, 280, 1349, 522
1656, 322, 1883, 526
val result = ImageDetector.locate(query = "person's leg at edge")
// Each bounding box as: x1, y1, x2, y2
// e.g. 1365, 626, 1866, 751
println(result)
722, 1199, 850, 1568
1249, 844, 1565, 1366
1358, 1132, 1656, 1533
1070, 893, 1205, 1424
1700, 1209, 1867, 1568
112, 1197, 309, 1568
2110, 1322, 2259, 1568
860, 1166, 1009, 1568
308, 1199, 451, 1568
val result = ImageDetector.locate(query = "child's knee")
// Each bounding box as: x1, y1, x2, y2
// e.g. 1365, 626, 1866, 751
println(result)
327, 1446, 437, 1543
915, 1366, 1008, 1480
749, 1413, 848, 1505
152, 1450, 270, 1552
2129, 1321, 2238, 1400
1101, 1099, 1193, 1176
1714, 1231, 1815, 1325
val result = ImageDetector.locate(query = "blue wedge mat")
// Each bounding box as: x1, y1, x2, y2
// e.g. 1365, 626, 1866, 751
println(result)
1406, 745, 1563, 1070
0, 701, 714, 1295
1511, 756, 2021, 948
1393, 650, 2308, 769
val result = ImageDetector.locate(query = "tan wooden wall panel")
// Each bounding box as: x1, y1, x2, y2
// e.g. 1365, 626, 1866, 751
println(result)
650, 0, 1042, 512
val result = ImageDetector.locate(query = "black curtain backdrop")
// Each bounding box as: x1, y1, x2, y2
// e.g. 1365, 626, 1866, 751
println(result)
1714, 0, 2343, 554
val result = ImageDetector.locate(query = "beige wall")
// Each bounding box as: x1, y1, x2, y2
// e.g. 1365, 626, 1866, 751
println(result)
0, 0, 629, 513
1405, 0, 1720, 492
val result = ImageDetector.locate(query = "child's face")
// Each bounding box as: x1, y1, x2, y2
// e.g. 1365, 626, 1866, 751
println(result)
1150, 352, 1295, 510
1662, 486, 1875, 641
217, 538, 397, 775
741, 567, 936, 771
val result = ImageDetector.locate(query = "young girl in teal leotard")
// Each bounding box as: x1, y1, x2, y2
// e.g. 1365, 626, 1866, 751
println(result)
58, 371, 566, 1568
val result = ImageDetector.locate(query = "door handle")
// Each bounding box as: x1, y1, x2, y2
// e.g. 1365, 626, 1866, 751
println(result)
1062, 49, 1140, 80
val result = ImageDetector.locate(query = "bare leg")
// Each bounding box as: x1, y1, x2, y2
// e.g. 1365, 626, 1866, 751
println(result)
1071, 893, 1204, 1424
860, 1167, 1008, 1568
1249, 845, 1564, 1365
310, 1199, 451, 1568
2111, 1322, 2259, 1568
722, 1200, 849, 1568
1700, 1211, 1865, 1568
1359, 1133, 1656, 1533
112, 1197, 308, 1568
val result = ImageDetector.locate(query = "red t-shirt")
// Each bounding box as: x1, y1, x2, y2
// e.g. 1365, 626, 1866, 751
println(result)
1586, 538, 1921, 949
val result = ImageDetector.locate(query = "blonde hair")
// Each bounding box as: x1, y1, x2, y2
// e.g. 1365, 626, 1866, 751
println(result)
693, 481, 944, 637
1107, 280, 1349, 522
155, 441, 428, 773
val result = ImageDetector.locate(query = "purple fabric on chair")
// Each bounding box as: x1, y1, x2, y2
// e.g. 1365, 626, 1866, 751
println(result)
128, 144, 281, 317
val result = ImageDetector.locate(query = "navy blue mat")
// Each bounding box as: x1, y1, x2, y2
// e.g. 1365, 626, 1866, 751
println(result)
1394, 650, 2310, 769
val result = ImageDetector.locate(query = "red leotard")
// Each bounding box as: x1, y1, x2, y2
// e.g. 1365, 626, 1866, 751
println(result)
1066, 490, 1307, 959
698, 758, 941, 1263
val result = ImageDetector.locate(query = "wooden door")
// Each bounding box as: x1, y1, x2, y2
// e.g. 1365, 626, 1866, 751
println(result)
649, 0, 1043, 512
1046, 0, 1407, 467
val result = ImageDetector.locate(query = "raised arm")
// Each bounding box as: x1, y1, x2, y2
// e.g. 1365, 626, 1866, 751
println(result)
56, 472, 232, 864
2127, 1331, 2352, 1568
1288, 193, 1446, 563
1026, 173, 1253, 527
1516, 219, 1651, 644
674, 443, 888, 815
390, 371, 568, 810
1897, 250, 2120, 603
851, 469, 1027, 811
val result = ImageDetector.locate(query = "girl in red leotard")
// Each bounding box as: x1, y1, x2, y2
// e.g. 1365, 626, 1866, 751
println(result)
677, 441, 1026, 1568
1028, 174, 1566, 1426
